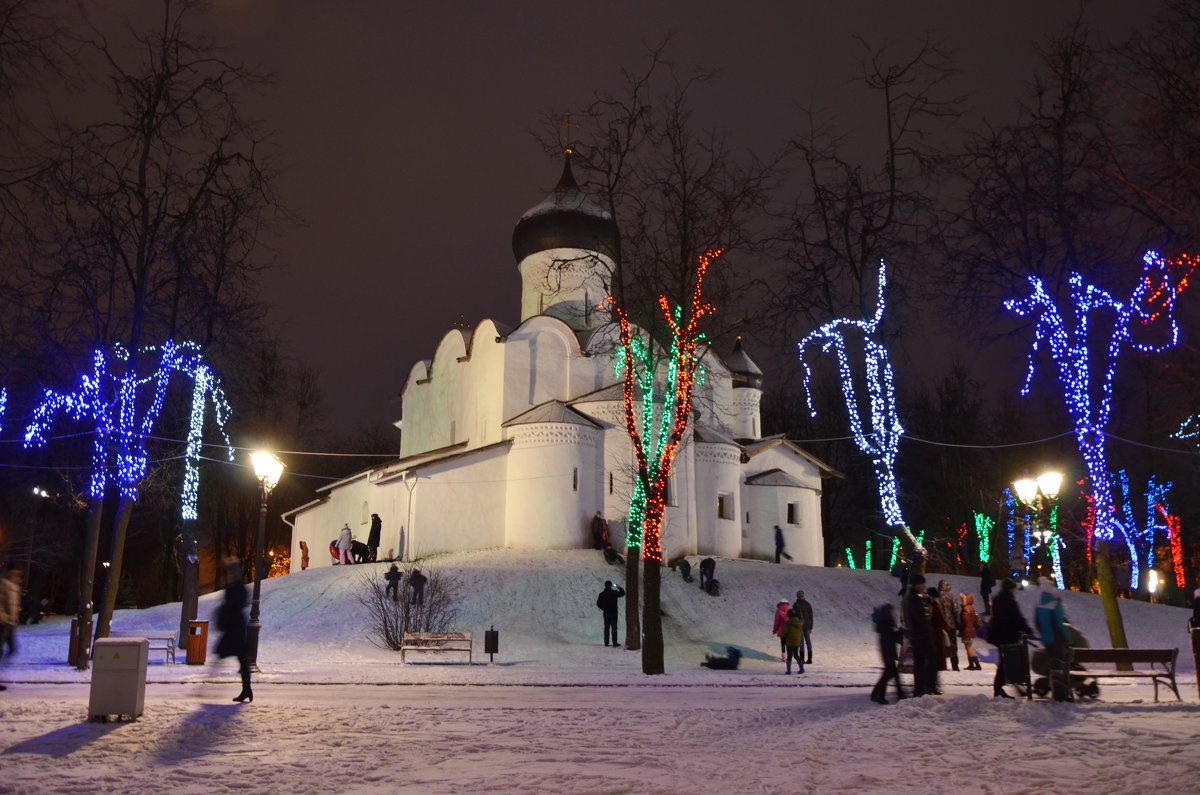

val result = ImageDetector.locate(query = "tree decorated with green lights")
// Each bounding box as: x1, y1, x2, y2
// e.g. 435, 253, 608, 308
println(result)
606, 248, 721, 675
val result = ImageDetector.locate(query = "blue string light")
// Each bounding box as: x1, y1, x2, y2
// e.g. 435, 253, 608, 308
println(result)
798, 260, 923, 554
23, 340, 234, 517
1005, 251, 1189, 542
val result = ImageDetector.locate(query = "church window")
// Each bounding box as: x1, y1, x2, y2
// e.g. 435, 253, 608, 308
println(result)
717, 493, 733, 520
361, 501, 370, 524
608, 472, 613, 494
666, 473, 677, 507
787, 503, 799, 524
573, 467, 579, 492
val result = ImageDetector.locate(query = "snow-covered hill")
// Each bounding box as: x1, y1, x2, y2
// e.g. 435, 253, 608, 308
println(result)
10, 549, 1196, 686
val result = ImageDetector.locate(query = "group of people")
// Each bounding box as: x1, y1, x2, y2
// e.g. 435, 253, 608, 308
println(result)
873, 569, 1066, 703
590, 512, 626, 567
383, 565, 428, 605
771, 590, 814, 674
334, 514, 384, 565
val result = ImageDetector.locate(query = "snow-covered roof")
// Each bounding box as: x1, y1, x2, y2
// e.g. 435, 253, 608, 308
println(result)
502, 400, 603, 428
692, 422, 741, 448
744, 435, 843, 478
744, 468, 807, 488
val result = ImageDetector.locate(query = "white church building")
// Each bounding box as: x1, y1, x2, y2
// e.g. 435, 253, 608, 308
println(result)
283, 156, 838, 570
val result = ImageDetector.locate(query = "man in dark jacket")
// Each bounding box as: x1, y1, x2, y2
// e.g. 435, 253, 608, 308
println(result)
367, 514, 382, 562
902, 574, 938, 696
699, 558, 716, 592
988, 578, 1033, 698
980, 564, 996, 615
216, 560, 252, 703
596, 580, 626, 647
774, 525, 793, 563
793, 590, 814, 664
870, 603, 905, 703
590, 512, 607, 550
384, 565, 402, 602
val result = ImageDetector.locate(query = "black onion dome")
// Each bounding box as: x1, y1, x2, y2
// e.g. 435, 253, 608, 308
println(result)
512, 155, 618, 263
725, 337, 764, 389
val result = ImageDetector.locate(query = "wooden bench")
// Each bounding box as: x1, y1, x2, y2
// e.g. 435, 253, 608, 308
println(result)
400, 632, 472, 664
1069, 647, 1180, 702
96, 631, 179, 664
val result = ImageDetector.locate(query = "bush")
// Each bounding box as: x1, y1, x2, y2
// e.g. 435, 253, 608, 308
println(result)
356, 564, 461, 651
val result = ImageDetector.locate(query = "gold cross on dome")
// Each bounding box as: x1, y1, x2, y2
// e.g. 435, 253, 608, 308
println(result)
560, 111, 580, 155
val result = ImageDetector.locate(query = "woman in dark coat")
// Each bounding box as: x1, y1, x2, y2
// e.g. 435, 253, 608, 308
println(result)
216, 560, 252, 703
987, 578, 1032, 698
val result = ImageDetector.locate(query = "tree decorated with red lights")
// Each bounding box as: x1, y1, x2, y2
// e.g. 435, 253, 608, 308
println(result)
606, 248, 722, 675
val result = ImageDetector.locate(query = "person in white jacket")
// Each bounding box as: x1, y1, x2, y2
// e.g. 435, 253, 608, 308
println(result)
337, 524, 354, 565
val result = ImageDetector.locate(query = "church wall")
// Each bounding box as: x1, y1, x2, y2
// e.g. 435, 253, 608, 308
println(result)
504, 422, 600, 549
659, 439, 700, 560
741, 447, 826, 566
730, 388, 762, 440
693, 442, 743, 558
695, 356, 735, 436
518, 248, 613, 331
583, 403, 635, 545
403, 446, 508, 558
466, 322, 507, 448
502, 318, 573, 422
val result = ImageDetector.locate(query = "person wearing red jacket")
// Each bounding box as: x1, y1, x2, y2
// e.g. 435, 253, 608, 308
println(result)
771, 599, 791, 661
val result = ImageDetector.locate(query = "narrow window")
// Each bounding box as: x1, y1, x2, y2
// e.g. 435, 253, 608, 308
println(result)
608, 472, 613, 494
717, 493, 732, 520
573, 467, 579, 492
787, 503, 799, 524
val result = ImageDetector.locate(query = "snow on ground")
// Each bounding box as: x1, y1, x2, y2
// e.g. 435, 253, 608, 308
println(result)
1, 550, 1198, 793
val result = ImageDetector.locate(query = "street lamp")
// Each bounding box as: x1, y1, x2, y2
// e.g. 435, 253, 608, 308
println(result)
246, 450, 284, 671
1013, 469, 1062, 582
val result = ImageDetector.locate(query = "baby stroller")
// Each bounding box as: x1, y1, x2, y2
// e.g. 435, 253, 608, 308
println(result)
1029, 624, 1100, 701
701, 646, 742, 670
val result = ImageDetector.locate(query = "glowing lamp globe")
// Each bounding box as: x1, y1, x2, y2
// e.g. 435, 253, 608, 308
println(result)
251, 450, 284, 491
1013, 477, 1039, 504
1037, 471, 1063, 499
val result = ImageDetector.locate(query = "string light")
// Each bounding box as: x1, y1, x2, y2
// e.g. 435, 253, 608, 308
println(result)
606, 249, 722, 563
1155, 504, 1186, 588
1005, 251, 1191, 543
23, 340, 234, 517
797, 260, 922, 555
973, 511, 993, 564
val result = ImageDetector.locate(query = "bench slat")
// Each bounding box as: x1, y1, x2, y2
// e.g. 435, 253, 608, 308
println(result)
1072, 648, 1175, 664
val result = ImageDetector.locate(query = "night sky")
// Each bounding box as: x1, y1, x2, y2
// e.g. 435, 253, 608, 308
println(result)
151, 0, 1160, 436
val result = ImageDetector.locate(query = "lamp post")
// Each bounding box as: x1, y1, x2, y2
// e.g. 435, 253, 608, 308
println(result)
1013, 470, 1062, 583
246, 450, 284, 671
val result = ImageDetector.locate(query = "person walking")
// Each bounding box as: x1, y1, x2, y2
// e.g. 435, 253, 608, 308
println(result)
792, 590, 814, 664
902, 574, 939, 696
1035, 582, 1071, 697
959, 593, 982, 670
870, 602, 905, 703
215, 560, 252, 703
937, 579, 961, 671
0, 568, 21, 690
988, 578, 1033, 699
596, 580, 626, 647
409, 569, 428, 606
367, 514, 382, 562
771, 599, 791, 661
781, 610, 806, 674
384, 564, 402, 602
337, 523, 354, 566
774, 526, 793, 563
980, 564, 996, 616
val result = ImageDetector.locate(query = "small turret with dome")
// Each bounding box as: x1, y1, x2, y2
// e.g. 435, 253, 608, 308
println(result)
512, 144, 618, 333
725, 337, 763, 440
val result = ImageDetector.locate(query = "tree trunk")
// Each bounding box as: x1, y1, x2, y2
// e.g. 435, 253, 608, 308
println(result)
177, 520, 199, 657
74, 498, 105, 671
641, 557, 664, 674
624, 548, 640, 651
1093, 538, 1131, 667
95, 495, 135, 641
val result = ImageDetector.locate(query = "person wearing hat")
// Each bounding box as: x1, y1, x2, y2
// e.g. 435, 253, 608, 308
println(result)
1190, 587, 1200, 631
988, 578, 1033, 698
793, 590, 814, 664
902, 574, 938, 696
772, 599, 792, 661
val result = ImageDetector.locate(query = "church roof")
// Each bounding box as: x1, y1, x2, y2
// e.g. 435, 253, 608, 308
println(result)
692, 421, 742, 447
722, 337, 763, 389
512, 154, 618, 262
744, 434, 843, 478
745, 468, 807, 488
502, 400, 603, 428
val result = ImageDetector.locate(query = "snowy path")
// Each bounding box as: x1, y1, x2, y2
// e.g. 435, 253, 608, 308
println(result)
2, 682, 1198, 794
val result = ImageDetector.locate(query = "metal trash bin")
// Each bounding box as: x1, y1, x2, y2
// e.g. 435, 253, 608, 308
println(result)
89, 637, 149, 722
484, 626, 499, 663
187, 620, 209, 665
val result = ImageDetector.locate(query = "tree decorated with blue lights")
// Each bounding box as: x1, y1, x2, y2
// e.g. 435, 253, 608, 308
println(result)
24, 341, 233, 666
798, 260, 925, 560
1005, 250, 1192, 646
